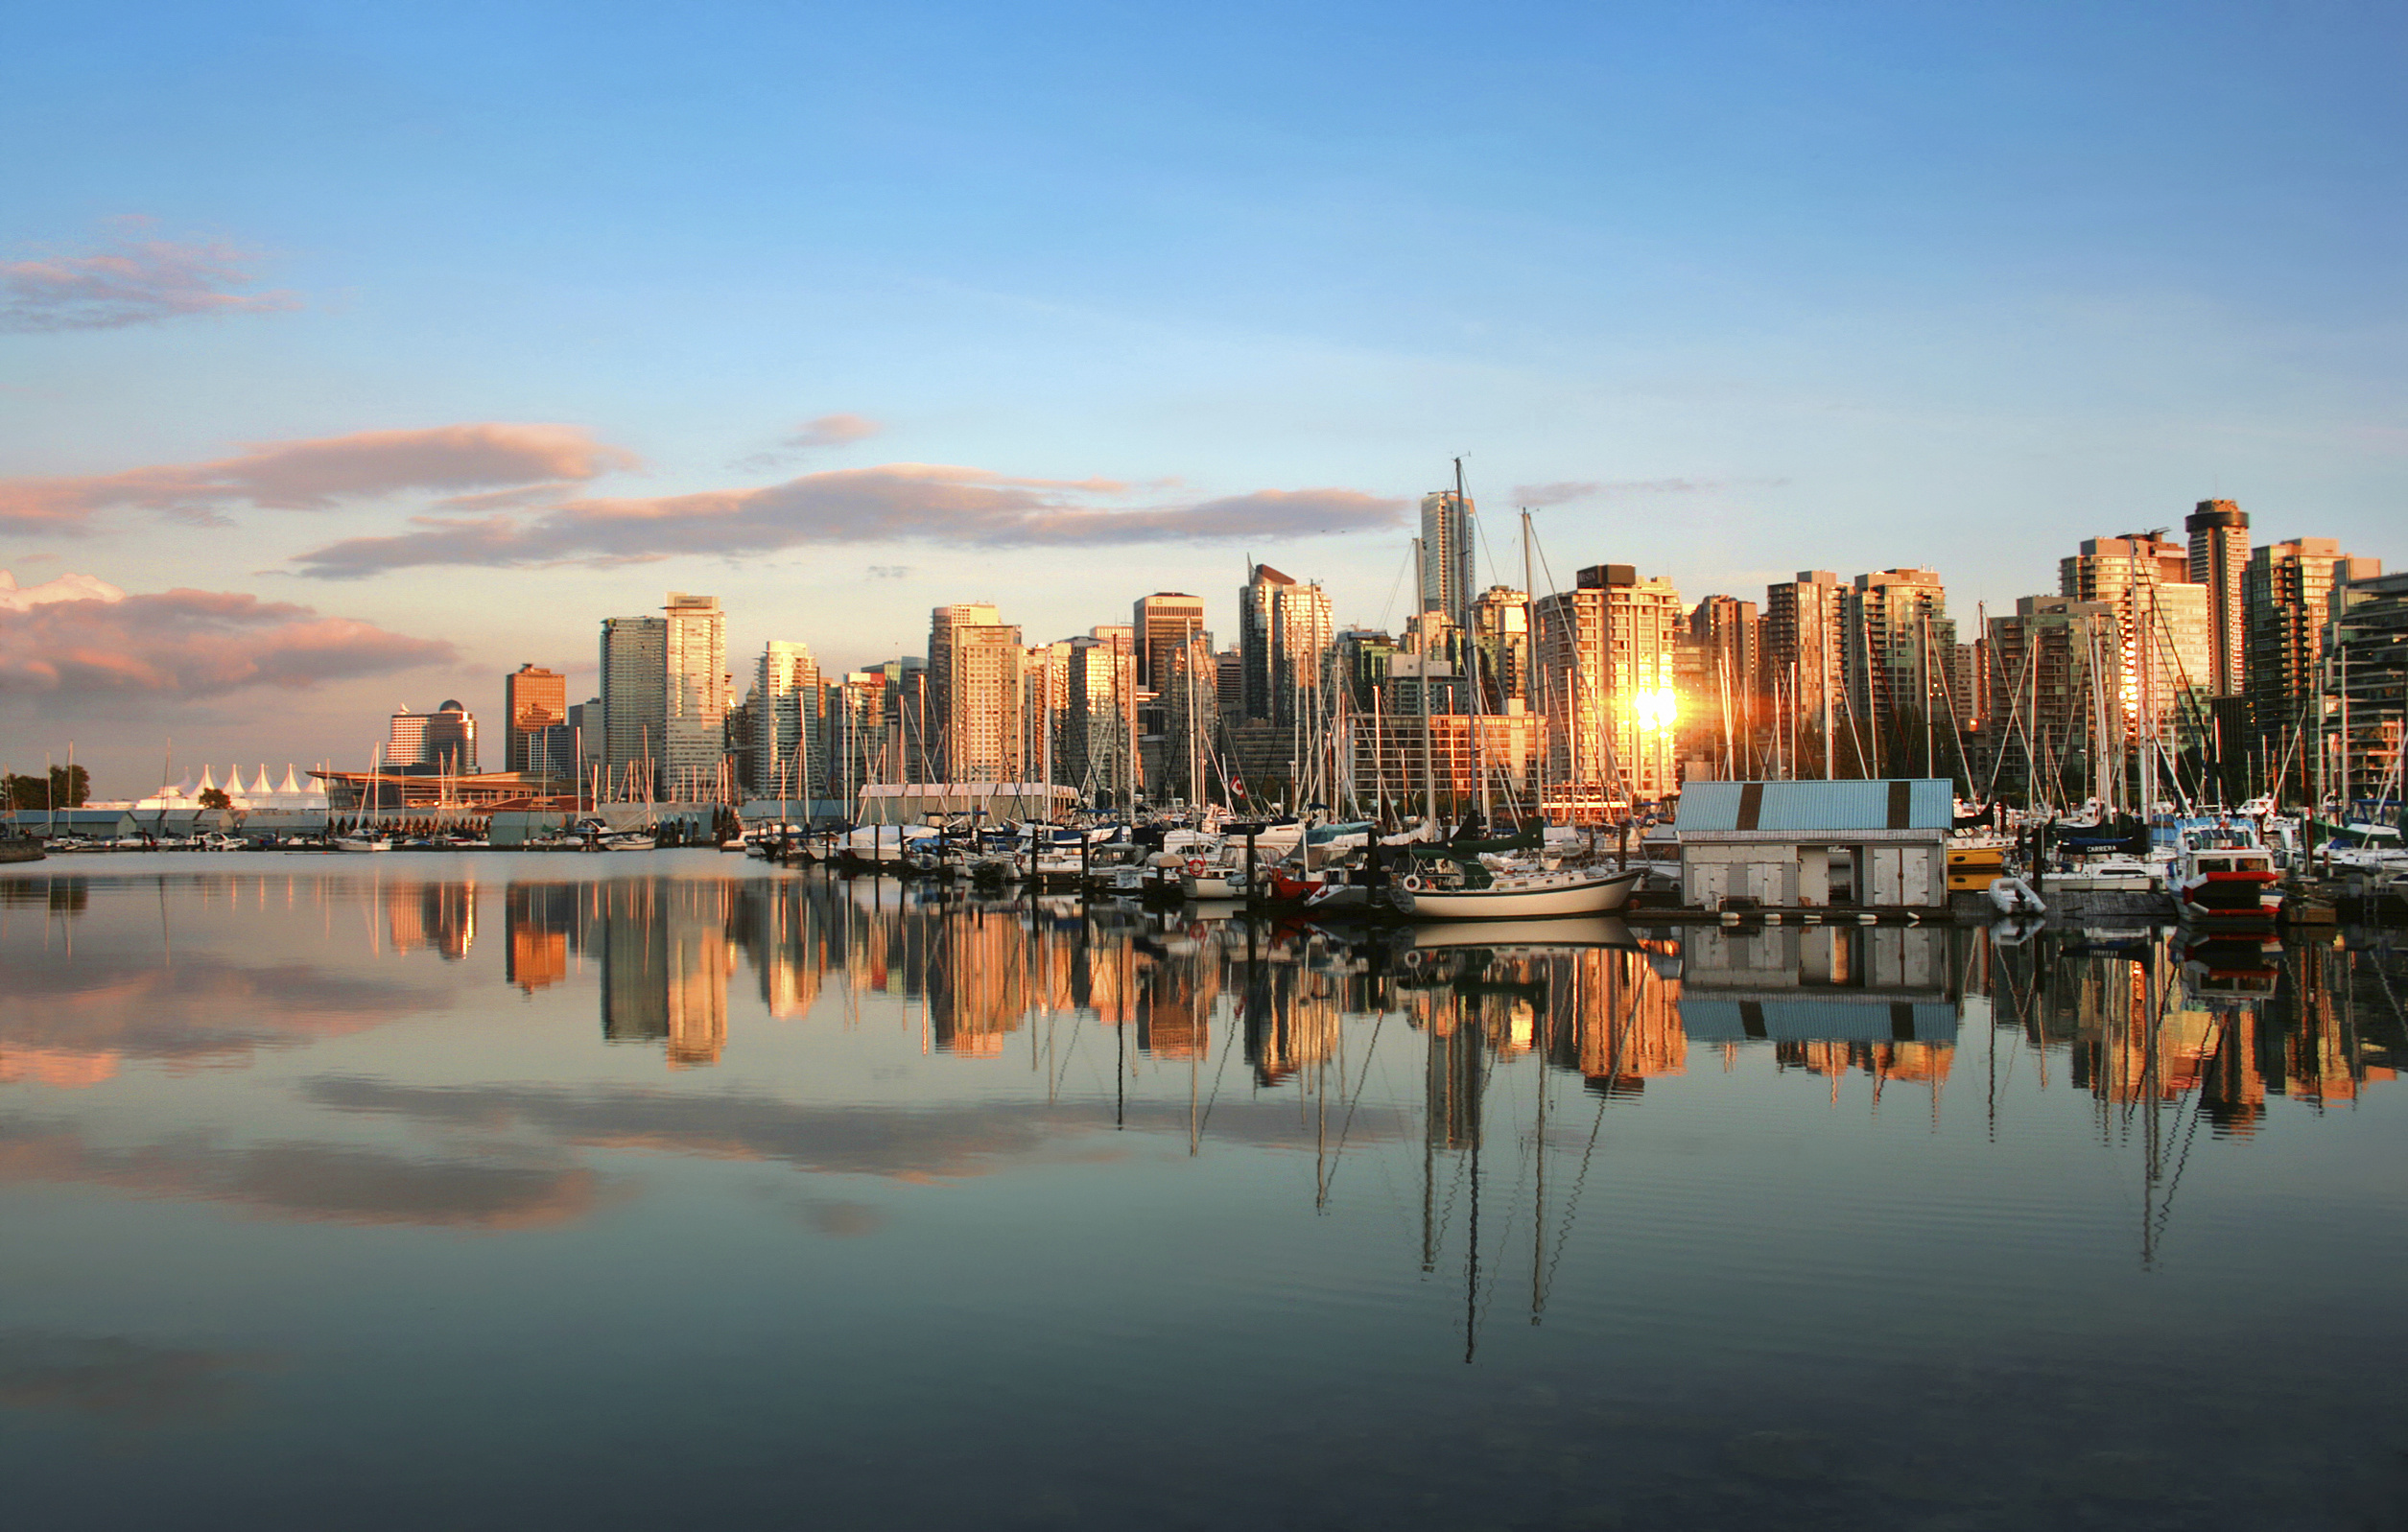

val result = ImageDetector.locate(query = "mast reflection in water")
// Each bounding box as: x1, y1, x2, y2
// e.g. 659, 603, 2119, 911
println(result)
2, 860, 2403, 1531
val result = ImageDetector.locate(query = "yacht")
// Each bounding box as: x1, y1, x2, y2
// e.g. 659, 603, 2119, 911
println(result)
2171, 837, 2282, 924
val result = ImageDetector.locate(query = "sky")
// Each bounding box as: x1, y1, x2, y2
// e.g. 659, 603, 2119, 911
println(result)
2, 0, 2401, 794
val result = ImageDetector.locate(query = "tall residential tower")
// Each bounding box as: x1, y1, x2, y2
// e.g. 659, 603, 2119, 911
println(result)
2185, 499, 2250, 696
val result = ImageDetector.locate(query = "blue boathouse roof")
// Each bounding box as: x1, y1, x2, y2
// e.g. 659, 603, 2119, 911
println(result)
1675, 779, 1952, 835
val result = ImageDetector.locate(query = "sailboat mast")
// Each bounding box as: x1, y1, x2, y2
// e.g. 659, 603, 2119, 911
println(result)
1414, 536, 1437, 828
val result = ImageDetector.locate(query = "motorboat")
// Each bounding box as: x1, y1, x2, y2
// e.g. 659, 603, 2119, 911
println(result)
838, 823, 937, 870
1986, 876, 2044, 916
332, 833, 392, 853
2171, 838, 2282, 923
1179, 858, 1249, 901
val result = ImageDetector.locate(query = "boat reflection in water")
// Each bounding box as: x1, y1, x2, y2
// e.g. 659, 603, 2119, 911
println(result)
1, 860, 2403, 1530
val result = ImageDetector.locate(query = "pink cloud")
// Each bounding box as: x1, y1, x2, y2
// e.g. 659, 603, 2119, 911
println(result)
1509, 477, 1791, 506
783, 412, 883, 449
291, 465, 1405, 577
0, 569, 124, 611
0, 423, 640, 534
0, 577, 453, 701
1, 224, 301, 333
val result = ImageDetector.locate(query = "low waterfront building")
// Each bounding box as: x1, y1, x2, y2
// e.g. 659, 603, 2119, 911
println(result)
1674, 778, 1952, 910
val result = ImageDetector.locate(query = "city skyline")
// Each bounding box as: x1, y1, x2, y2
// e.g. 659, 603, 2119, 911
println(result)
4, 4, 2404, 790
7, 487, 2393, 804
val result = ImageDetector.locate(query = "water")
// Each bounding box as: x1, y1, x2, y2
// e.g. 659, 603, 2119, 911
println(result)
3, 854, 2404, 1531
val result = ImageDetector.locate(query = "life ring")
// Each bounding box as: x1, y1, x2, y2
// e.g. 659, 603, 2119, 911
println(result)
1185, 858, 1209, 877
1400, 873, 1425, 891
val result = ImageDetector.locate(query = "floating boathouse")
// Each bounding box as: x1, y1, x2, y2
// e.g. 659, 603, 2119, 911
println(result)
1674, 779, 1953, 910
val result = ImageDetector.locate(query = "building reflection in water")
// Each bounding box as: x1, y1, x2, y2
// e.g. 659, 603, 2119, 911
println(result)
385, 879, 477, 960
1983, 926, 2397, 1136
480, 874, 2408, 1138
506, 883, 576, 993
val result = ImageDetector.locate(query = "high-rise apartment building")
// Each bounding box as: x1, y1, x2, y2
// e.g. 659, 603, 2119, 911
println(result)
830, 671, 893, 801
2246, 538, 2382, 759
2058, 532, 2213, 748
1155, 633, 1221, 805
2329, 571, 2408, 798
2186, 500, 2250, 695
1066, 628, 1138, 804
1687, 596, 1760, 775
1238, 564, 1334, 729
929, 603, 1024, 782
1215, 648, 1243, 717
568, 697, 604, 778
1419, 487, 1476, 630
600, 615, 667, 798
1984, 597, 2120, 803
1688, 596, 1759, 695
1023, 639, 1074, 783
754, 641, 821, 799
1132, 593, 1207, 695
661, 592, 727, 800
1763, 571, 1846, 755
1468, 586, 1530, 709
1532, 563, 1682, 816
1844, 569, 1956, 749
504, 665, 567, 774
1328, 627, 1396, 712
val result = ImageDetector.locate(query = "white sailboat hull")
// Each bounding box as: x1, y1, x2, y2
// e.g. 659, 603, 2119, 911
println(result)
1402, 868, 1641, 921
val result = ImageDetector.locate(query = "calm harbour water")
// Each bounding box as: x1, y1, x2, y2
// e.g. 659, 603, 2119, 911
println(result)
3, 853, 2404, 1531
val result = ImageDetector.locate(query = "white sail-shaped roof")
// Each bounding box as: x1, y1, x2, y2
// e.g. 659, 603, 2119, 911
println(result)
197, 766, 218, 792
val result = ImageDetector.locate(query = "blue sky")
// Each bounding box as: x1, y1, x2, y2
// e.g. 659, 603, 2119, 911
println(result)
3, 1, 2401, 790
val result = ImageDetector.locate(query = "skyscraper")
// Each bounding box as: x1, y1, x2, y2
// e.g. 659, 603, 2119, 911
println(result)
1687, 596, 1759, 773
2185, 499, 2250, 695
662, 592, 727, 800
1023, 638, 1073, 783
1132, 592, 1206, 695
1763, 572, 1846, 763
2058, 531, 2212, 748
2245, 539, 2382, 767
831, 671, 894, 801
504, 664, 567, 774
754, 640, 820, 800
1419, 487, 1476, 629
600, 614, 667, 798
1238, 563, 1334, 729
1532, 563, 1682, 816
2329, 571, 2408, 798
1985, 597, 2119, 803
929, 603, 1024, 782
1066, 628, 1137, 804
1844, 569, 1955, 750
1468, 585, 1530, 709
385, 700, 476, 774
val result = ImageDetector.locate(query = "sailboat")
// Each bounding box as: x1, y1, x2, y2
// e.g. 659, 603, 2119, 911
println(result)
1394, 860, 1643, 920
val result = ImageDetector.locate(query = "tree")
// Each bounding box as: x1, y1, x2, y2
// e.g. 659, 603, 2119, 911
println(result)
199, 788, 231, 811
5, 766, 89, 810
